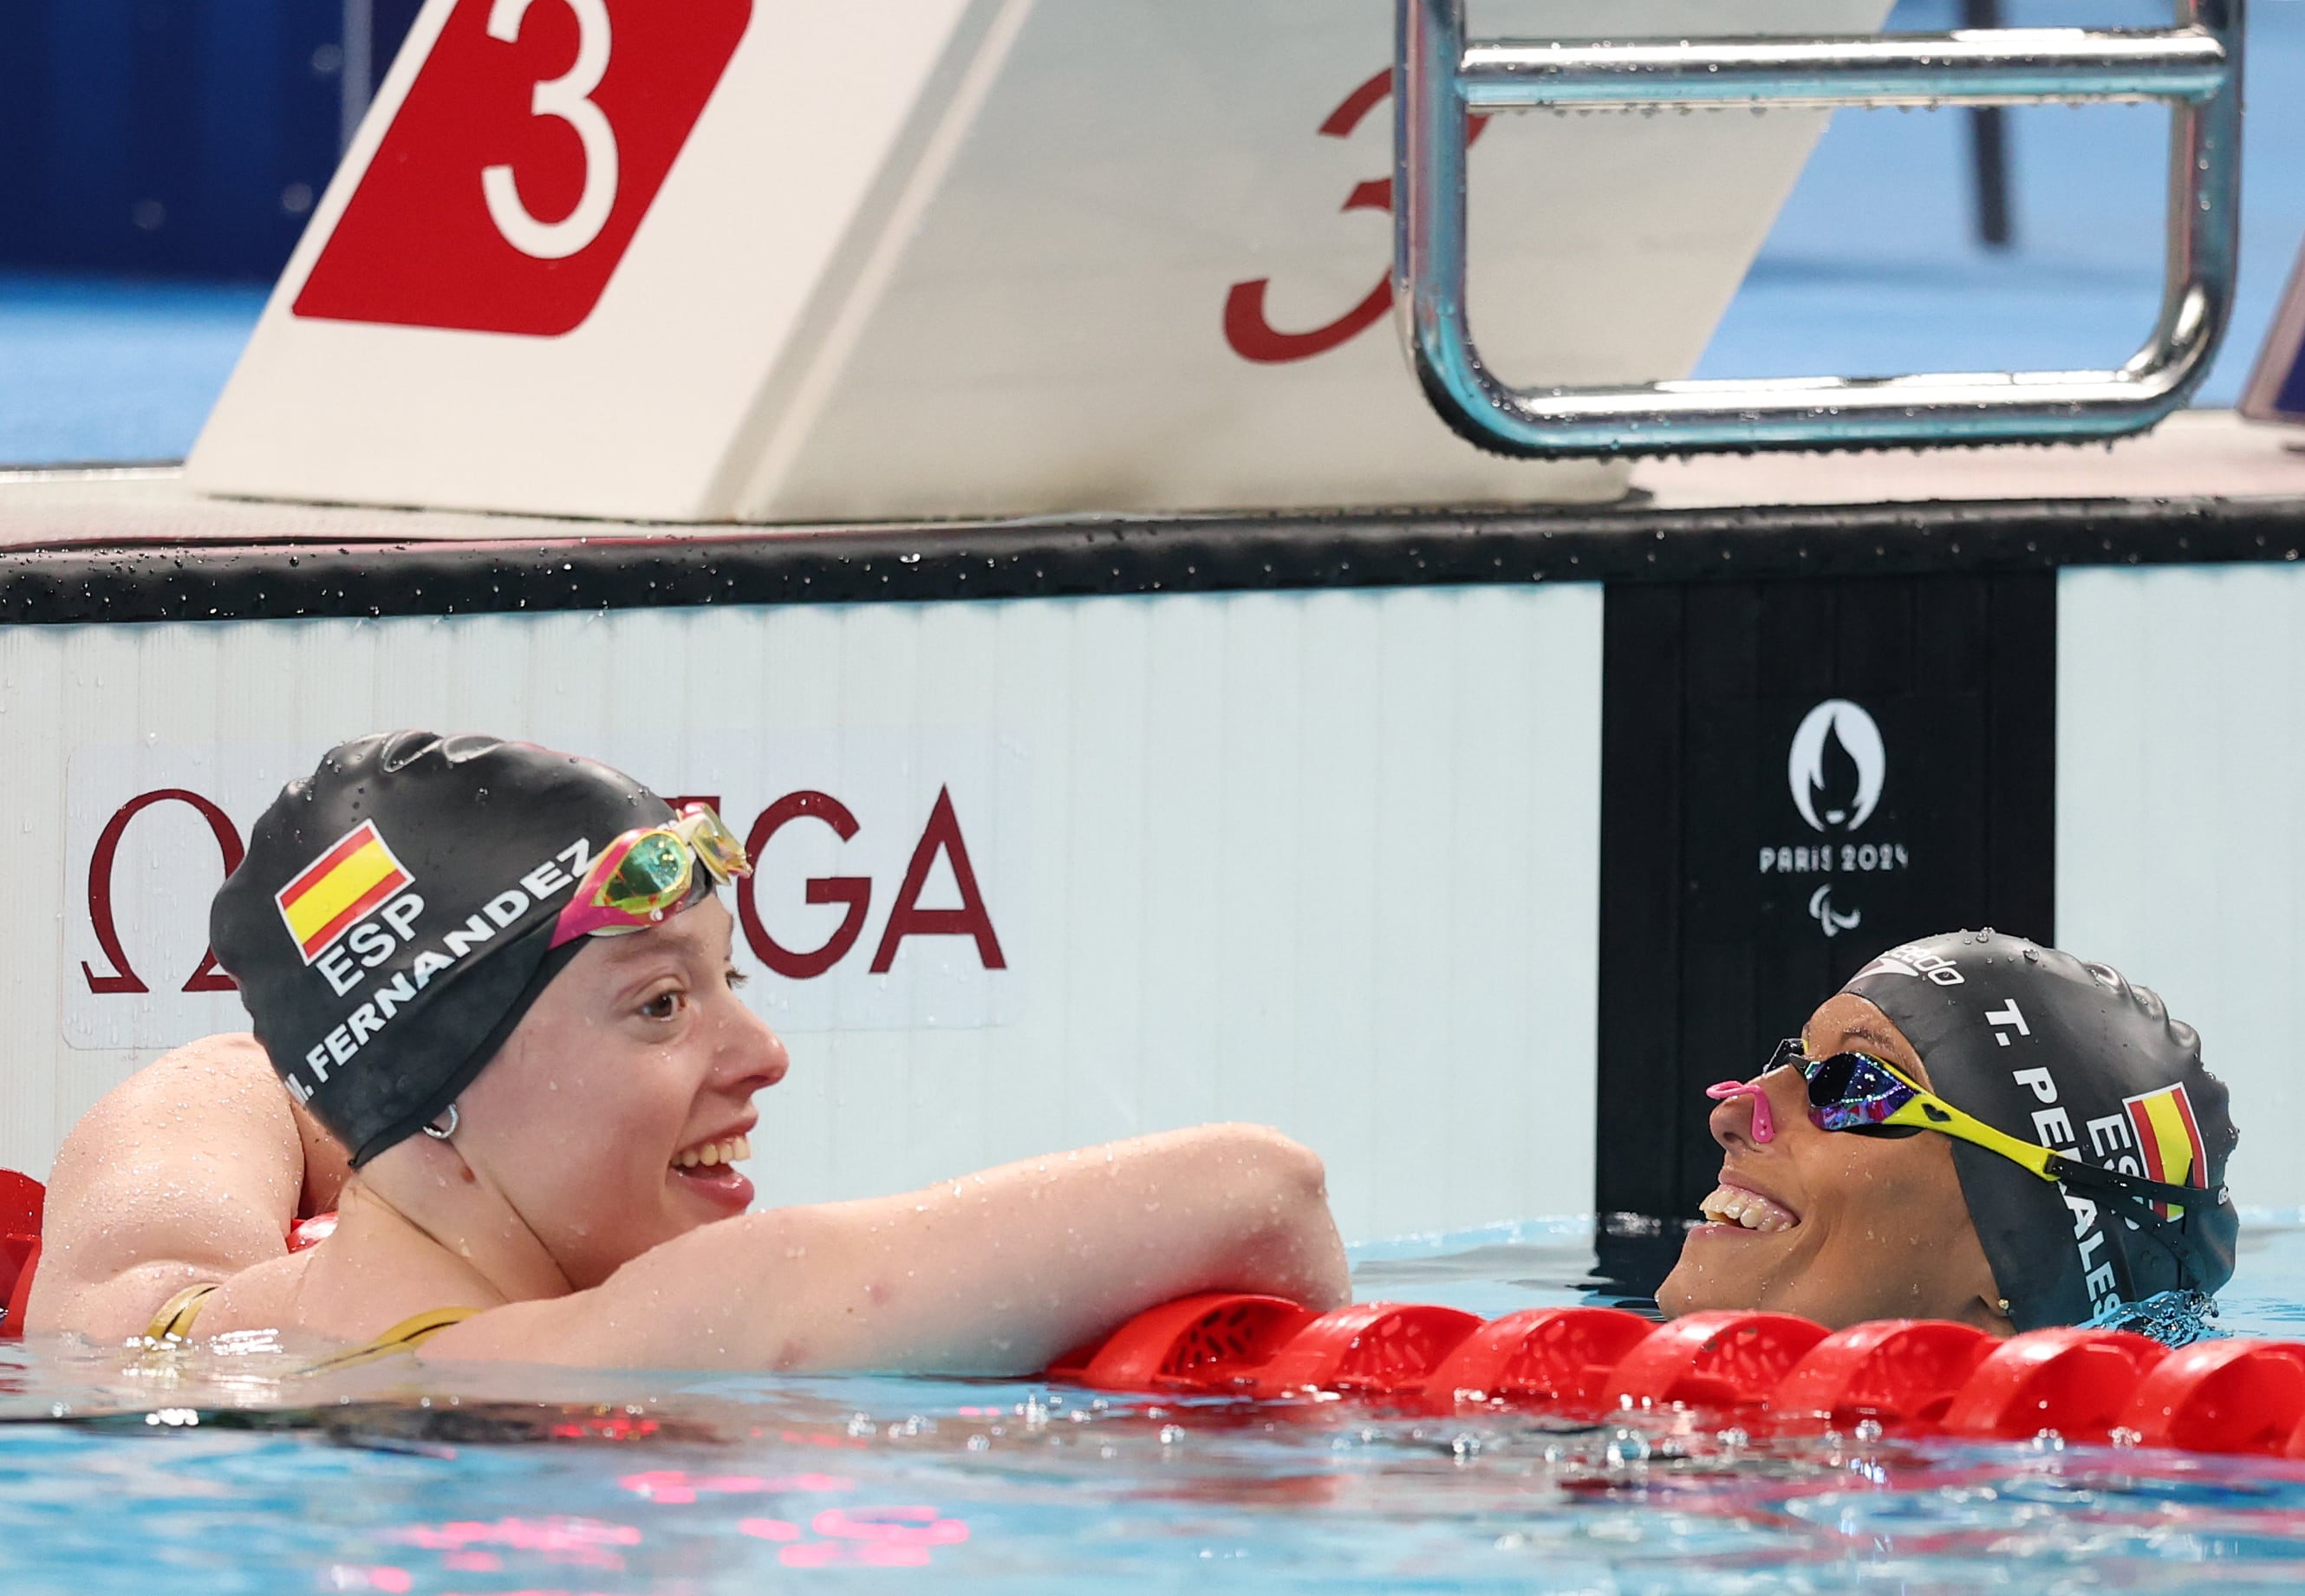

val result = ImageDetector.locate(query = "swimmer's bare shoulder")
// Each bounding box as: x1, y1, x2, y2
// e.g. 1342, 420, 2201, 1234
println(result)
27, 1034, 350, 1339
420, 1124, 1349, 1373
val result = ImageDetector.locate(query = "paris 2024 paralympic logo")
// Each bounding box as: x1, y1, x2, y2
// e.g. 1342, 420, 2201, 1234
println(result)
1762, 699, 1911, 941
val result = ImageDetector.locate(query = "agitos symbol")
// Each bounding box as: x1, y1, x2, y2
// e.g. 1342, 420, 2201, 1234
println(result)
294, 0, 752, 336
1223, 68, 1491, 366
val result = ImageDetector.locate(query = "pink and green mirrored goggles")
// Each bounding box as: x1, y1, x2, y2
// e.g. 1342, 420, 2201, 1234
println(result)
550, 804, 751, 948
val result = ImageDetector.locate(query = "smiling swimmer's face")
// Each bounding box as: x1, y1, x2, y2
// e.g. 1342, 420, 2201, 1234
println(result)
1653, 993, 2011, 1333
454, 896, 789, 1290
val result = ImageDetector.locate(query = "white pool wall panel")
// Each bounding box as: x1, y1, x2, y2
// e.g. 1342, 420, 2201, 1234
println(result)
1, 583, 1603, 1243
2058, 563, 2305, 1210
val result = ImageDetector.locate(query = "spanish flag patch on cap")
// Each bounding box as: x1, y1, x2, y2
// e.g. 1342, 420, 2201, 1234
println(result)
273, 820, 413, 964
2124, 1083, 2209, 1220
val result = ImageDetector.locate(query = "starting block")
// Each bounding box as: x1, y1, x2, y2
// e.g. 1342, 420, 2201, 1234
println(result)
188, 0, 1891, 523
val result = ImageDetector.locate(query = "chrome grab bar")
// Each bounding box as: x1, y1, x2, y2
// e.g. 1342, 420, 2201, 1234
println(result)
1394, 1, 2243, 456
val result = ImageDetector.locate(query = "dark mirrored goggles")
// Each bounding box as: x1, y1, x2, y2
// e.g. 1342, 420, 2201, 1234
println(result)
1763, 1037, 2214, 1223
1761, 1037, 1927, 1134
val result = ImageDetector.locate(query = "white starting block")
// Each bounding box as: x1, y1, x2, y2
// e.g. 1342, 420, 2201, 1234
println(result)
188, 0, 1891, 523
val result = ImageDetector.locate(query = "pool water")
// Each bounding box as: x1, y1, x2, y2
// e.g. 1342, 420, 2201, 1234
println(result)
10, 1216, 2305, 1594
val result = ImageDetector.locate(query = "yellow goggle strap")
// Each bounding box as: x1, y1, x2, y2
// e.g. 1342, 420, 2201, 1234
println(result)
1876, 1070, 2212, 1217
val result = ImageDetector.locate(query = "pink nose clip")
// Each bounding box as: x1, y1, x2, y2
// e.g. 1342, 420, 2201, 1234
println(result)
1706, 1080, 1775, 1143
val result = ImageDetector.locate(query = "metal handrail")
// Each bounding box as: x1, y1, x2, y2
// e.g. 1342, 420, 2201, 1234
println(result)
1394, 1, 2243, 457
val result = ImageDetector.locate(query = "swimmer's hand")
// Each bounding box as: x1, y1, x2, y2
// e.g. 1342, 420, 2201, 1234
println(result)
420, 1124, 1349, 1374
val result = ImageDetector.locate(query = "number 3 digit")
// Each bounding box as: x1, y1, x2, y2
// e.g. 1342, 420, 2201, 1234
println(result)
482, 0, 620, 261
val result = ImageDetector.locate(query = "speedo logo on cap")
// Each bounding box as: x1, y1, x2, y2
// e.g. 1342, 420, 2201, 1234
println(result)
1854, 942, 1964, 986
274, 820, 414, 964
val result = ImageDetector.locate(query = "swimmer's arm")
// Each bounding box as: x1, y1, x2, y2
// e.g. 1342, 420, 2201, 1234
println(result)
25, 1033, 350, 1339
427, 1124, 1350, 1373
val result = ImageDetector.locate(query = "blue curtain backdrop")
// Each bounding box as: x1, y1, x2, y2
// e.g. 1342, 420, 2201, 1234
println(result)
0, 0, 423, 280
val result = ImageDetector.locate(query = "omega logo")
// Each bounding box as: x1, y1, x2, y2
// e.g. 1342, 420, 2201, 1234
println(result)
728, 786, 1006, 981
82, 789, 246, 995
81, 785, 1006, 996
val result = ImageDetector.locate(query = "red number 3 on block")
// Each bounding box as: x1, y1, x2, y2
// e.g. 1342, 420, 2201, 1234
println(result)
296, 0, 752, 337
1224, 68, 1490, 366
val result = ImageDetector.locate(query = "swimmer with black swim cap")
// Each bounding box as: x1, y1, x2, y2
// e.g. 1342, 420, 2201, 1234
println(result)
30, 732, 1351, 1366
1658, 928, 2238, 1336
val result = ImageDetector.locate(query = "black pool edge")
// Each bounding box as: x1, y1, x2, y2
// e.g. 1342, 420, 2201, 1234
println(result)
4, 493, 2304, 626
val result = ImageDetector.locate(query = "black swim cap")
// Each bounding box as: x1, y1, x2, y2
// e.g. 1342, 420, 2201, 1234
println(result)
212, 732, 675, 1165
1843, 929, 2239, 1332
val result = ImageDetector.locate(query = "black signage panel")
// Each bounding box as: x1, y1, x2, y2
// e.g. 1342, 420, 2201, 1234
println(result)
1596, 573, 2054, 1237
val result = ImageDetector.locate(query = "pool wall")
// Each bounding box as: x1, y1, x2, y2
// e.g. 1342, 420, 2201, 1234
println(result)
2060, 563, 2305, 1221
1593, 569, 2057, 1224
3, 492, 2302, 1238
0, 577, 1603, 1241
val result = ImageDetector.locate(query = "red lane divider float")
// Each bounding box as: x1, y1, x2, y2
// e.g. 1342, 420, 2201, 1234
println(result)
1599, 1310, 1826, 1412
1939, 1327, 2169, 1443
1423, 1306, 1656, 1410
1245, 1301, 1485, 1398
2127, 1339, 2305, 1456
1045, 1292, 2305, 1460
1048, 1293, 1315, 1392
1773, 1318, 1995, 1431
0, 1169, 43, 1339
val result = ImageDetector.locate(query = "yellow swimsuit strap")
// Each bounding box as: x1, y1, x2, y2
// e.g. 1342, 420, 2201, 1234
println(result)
144, 1282, 220, 1342
303, 1306, 481, 1376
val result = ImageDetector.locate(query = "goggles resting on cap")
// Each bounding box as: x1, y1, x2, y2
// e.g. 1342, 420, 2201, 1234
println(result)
550, 805, 752, 948
1771, 1037, 2217, 1224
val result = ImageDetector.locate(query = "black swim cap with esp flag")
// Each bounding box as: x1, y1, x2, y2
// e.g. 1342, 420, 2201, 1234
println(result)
212, 732, 676, 1166
1844, 929, 2239, 1332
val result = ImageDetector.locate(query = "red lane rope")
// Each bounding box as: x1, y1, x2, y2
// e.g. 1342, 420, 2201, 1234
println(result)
1051, 1293, 2305, 1458
3, 1153, 2292, 1459
0, 1170, 42, 1339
